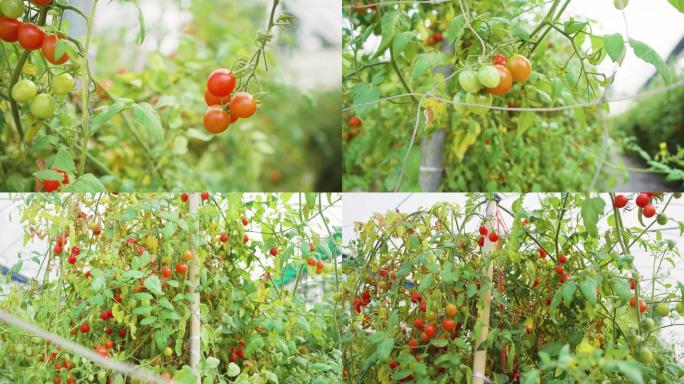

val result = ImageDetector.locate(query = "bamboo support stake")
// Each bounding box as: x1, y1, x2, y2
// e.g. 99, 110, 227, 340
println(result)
472, 200, 497, 384
188, 193, 201, 384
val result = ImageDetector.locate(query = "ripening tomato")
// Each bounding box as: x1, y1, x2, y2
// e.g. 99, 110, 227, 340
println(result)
203, 106, 231, 134
486, 65, 513, 96
206, 69, 236, 97
204, 88, 228, 106
43, 168, 68, 192
230, 92, 257, 118
0, 17, 21, 42
17, 23, 45, 50
41, 34, 68, 64
506, 54, 532, 82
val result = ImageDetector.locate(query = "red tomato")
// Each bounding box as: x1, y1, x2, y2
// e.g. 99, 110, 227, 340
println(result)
203, 106, 231, 134
161, 267, 172, 279
207, 69, 236, 97
175, 263, 187, 274
17, 23, 45, 50
41, 34, 68, 64
613, 194, 628, 208
635, 193, 650, 208
642, 204, 656, 218
204, 88, 228, 106
486, 65, 513, 96
492, 54, 507, 65
230, 92, 257, 118
0, 17, 21, 42
43, 168, 69, 192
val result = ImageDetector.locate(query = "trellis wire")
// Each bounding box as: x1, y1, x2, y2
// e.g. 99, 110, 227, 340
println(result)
0, 309, 174, 384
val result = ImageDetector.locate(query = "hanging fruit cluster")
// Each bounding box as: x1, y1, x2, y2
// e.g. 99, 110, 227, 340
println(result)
1, 0, 75, 123
454, 54, 532, 116
202, 68, 257, 134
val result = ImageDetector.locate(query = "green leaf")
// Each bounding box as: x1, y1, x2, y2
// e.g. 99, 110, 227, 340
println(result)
375, 11, 410, 57
91, 100, 127, 134
52, 148, 76, 173
581, 197, 606, 236
131, 102, 164, 146
446, 15, 465, 45
562, 280, 577, 306
579, 277, 597, 305
350, 83, 381, 117
603, 34, 625, 62
666, 0, 684, 12
392, 31, 415, 56
144, 276, 163, 296
418, 274, 434, 293
629, 39, 672, 84
62, 174, 107, 193
412, 52, 449, 78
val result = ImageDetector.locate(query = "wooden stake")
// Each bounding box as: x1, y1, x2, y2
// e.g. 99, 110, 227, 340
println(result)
188, 193, 201, 384
472, 200, 497, 384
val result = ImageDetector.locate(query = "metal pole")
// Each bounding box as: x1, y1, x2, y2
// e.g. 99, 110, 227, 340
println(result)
188, 193, 201, 384
472, 200, 497, 384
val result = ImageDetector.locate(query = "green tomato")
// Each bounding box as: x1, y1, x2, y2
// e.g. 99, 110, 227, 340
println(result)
11, 79, 37, 103
675, 302, 684, 316
52, 73, 75, 95
458, 69, 482, 93
452, 91, 468, 114
656, 214, 667, 225
30, 94, 56, 119
640, 317, 655, 331
477, 65, 501, 88
655, 303, 670, 317
465, 93, 492, 116
637, 347, 653, 364
614, 0, 629, 9
163, 346, 173, 357
0, 0, 25, 18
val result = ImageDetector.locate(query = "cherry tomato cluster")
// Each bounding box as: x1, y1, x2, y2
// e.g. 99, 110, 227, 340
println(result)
454, 53, 532, 116
202, 68, 257, 134
613, 192, 666, 222
343, 115, 362, 142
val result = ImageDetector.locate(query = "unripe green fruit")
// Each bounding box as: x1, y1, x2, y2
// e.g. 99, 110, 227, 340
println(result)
656, 303, 670, 317
0, 0, 25, 18
52, 73, 75, 95
11, 80, 37, 103
477, 65, 501, 88
458, 69, 482, 94
29, 93, 56, 119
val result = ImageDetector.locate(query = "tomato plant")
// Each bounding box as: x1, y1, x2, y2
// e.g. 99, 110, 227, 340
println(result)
0, 192, 343, 383
341, 193, 684, 383
342, 0, 682, 191
1, 0, 340, 192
